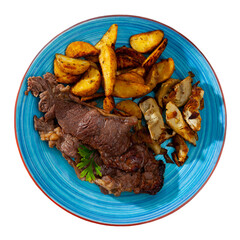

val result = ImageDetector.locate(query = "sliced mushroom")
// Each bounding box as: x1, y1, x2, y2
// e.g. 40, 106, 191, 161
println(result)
165, 76, 192, 107
139, 97, 176, 144
183, 81, 204, 132
139, 98, 165, 141
158, 124, 176, 144
165, 101, 198, 145
155, 78, 180, 108
172, 134, 189, 166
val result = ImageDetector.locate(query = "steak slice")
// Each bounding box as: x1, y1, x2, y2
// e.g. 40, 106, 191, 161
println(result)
54, 99, 138, 158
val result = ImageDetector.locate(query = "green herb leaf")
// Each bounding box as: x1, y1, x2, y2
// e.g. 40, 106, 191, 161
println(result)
77, 145, 102, 182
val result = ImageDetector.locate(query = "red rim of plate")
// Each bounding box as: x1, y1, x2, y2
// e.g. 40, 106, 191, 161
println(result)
14, 14, 227, 226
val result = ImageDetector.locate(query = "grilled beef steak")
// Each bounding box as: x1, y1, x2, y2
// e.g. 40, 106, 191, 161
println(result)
26, 73, 165, 196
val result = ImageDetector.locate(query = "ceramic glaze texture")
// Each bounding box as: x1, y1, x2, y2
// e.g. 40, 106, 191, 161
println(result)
15, 15, 226, 225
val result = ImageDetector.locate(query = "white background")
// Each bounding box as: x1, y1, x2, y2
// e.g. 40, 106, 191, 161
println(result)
1, 0, 239, 239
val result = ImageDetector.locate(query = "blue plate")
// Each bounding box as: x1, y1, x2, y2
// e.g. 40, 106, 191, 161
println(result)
15, 15, 226, 226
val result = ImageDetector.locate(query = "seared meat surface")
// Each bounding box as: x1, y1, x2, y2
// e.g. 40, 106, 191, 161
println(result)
26, 73, 165, 196
55, 99, 137, 158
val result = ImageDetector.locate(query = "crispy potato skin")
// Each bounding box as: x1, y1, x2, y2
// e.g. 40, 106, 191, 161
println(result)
103, 96, 115, 113
142, 38, 168, 71
99, 45, 117, 96
65, 41, 99, 58
116, 100, 142, 119
95, 24, 118, 50
113, 80, 150, 98
53, 59, 80, 84
117, 72, 145, 84
71, 67, 101, 97
116, 46, 146, 69
55, 54, 90, 75
130, 30, 164, 53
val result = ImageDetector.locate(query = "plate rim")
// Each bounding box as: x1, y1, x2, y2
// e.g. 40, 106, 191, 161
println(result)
14, 14, 227, 226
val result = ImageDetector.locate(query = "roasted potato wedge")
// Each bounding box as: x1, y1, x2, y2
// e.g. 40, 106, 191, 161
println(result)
80, 92, 105, 102
117, 72, 145, 84
103, 96, 115, 113
166, 76, 192, 107
85, 55, 99, 63
129, 67, 146, 77
71, 66, 101, 97
55, 54, 90, 75
116, 55, 142, 69
142, 38, 168, 71
113, 80, 150, 98
116, 67, 146, 77
116, 100, 142, 119
95, 24, 118, 50
183, 81, 204, 131
65, 41, 99, 58
130, 30, 164, 53
53, 59, 80, 84
116, 46, 146, 69
155, 78, 180, 108
166, 101, 198, 145
172, 135, 189, 167
145, 58, 175, 92
99, 45, 117, 96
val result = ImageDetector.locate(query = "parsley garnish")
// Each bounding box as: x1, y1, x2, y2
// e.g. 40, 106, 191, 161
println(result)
76, 145, 102, 182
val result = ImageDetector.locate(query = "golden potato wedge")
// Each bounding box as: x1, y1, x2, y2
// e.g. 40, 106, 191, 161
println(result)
129, 67, 146, 77
166, 101, 198, 146
172, 135, 189, 167
71, 67, 101, 97
55, 54, 90, 75
103, 96, 115, 113
116, 100, 142, 119
116, 67, 146, 77
145, 58, 175, 92
145, 64, 160, 92
80, 92, 105, 102
117, 72, 145, 84
95, 24, 118, 50
113, 80, 150, 98
53, 59, 80, 84
99, 45, 117, 96
65, 41, 99, 58
166, 76, 192, 107
88, 61, 99, 69
142, 38, 168, 71
130, 30, 164, 53
155, 78, 180, 108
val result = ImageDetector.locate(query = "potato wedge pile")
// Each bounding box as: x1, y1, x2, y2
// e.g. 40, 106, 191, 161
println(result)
52, 24, 204, 166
